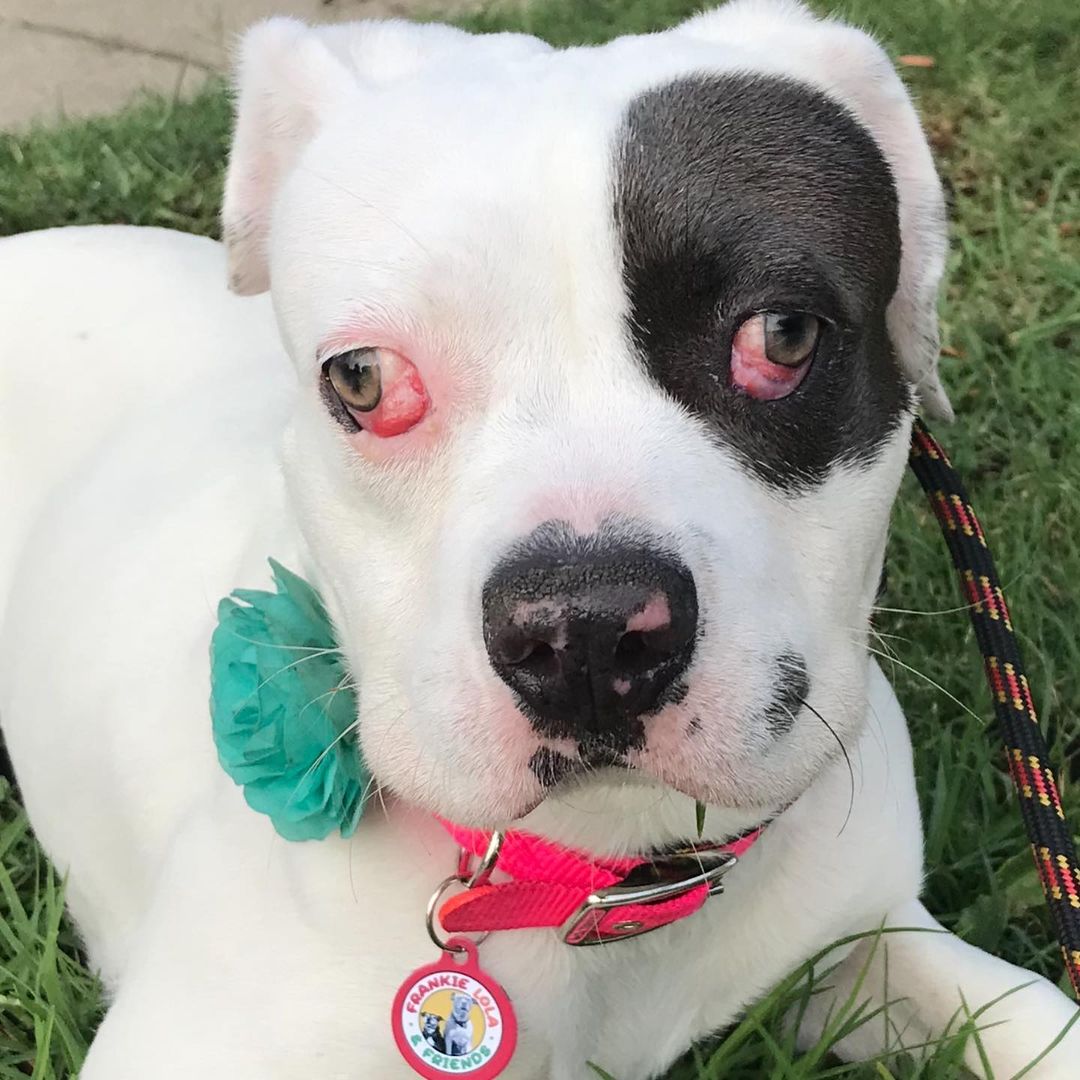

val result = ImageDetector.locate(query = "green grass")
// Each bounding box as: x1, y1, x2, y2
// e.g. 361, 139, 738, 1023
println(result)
1, 0, 1078, 1075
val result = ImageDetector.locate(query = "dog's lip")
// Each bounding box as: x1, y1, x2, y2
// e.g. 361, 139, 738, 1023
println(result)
500, 763, 647, 822
529, 759, 651, 798
509, 790, 548, 821
528, 755, 735, 807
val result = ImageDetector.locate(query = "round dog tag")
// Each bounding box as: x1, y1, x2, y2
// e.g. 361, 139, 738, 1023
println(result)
391, 937, 517, 1079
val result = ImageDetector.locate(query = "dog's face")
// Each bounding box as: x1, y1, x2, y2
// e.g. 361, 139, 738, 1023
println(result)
223, 1, 949, 840
451, 994, 474, 1023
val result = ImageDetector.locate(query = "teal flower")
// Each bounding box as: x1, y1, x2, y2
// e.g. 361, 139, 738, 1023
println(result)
210, 560, 370, 841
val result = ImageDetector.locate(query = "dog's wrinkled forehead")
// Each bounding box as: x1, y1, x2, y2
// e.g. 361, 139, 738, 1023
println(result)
618, 75, 901, 306
223, 1, 951, 431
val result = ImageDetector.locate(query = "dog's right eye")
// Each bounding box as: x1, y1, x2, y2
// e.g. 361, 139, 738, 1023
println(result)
321, 346, 430, 438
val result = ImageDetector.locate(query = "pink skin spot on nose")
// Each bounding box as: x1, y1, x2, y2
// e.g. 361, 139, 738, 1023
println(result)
626, 593, 671, 634
511, 600, 568, 650
511, 599, 565, 625
613, 678, 632, 696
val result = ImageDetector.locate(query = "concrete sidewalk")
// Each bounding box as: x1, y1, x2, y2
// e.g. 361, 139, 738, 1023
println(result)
0, 0, 482, 131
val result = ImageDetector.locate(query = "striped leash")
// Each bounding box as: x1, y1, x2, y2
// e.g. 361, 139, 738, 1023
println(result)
910, 419, 1080, 997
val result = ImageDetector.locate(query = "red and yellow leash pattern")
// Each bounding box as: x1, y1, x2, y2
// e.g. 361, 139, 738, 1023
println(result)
910, 419, 1080, 998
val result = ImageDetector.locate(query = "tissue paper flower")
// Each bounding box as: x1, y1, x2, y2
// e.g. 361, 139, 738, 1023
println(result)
210, 559, 369, 841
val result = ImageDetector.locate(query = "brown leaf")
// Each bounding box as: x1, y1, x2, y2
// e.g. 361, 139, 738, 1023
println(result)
898, 54, 936, 68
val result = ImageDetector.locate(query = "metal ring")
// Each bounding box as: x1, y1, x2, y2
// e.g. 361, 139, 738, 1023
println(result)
465, 830, 505, 888
425, 875, 490, 953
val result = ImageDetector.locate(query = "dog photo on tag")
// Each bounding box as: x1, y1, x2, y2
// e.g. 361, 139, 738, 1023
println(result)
392, 939, 516, 1078
1, 0, 1078, 1078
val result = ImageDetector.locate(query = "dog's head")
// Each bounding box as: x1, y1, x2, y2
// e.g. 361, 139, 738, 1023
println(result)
222, 0, 949, 845
451, 993, 474, 1022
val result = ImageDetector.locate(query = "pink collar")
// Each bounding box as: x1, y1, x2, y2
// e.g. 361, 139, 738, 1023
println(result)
436, 820, 763, 946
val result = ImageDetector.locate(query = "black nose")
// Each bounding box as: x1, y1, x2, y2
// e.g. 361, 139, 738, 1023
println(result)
482, 526, 698, 744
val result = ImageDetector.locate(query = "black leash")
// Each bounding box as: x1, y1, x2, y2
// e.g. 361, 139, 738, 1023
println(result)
910, 419, 1080, 998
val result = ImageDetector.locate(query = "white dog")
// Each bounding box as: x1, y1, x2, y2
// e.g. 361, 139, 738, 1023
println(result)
1, 1, 1077, 1077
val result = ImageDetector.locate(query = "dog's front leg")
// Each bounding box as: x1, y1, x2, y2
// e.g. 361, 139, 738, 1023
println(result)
77, 800, 455, 1080
796, 897, 1079, 1077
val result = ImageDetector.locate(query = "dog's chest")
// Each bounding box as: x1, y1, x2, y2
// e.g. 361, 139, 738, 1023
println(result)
477, 875, 797, 1078
275, 809, 759, 1078
513, 945, 725, 1077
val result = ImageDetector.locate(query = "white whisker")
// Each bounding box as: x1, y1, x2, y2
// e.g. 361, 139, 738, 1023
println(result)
865, 646, 984, 725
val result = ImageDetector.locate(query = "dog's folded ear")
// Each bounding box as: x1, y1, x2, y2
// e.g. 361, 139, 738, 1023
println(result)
222, 19, 353, 296
680, 0, 954, 420
222, 17, 479, 297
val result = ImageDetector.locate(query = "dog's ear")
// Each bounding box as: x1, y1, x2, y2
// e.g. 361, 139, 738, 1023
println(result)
680, 0, 953, 420
222, 17, 478, 296
819, 23, 954, 422
223, 19, 353, 296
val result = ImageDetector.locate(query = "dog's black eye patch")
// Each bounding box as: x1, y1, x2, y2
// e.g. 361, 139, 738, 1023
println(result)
614, 73, 909, 490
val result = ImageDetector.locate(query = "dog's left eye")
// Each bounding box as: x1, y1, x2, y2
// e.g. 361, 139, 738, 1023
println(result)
326, 348, 383, 412
321, 347, 430, 438
730, 312, 821, 401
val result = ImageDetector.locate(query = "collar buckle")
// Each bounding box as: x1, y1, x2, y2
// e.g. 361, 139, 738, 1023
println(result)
561, 850, 737, 946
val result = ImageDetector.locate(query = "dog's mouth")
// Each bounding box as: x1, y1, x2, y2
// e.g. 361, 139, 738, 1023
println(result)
509, 740, 656, 821
514, 709, 802, 827
525, 738, 707, 810
508, 652, 814, 810
513, 741, 781, 859
528, 741, 633, 788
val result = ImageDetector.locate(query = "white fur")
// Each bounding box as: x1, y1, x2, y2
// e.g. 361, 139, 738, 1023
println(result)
0, 3, 1074, 1077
